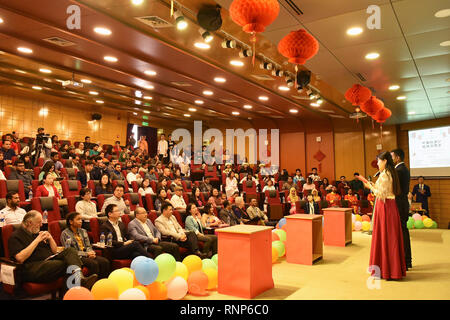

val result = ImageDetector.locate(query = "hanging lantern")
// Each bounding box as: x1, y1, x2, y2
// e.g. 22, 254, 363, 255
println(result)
373, 107, 392, 123
278, 29, 319, 65
361, 96, 384, 117
197, 5, 222, 32
344, 84, 372, 106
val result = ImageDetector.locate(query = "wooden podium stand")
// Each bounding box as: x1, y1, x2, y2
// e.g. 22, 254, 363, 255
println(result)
285, 214, 323, 265
322, 208, 353, 247
216, 225, 274, 299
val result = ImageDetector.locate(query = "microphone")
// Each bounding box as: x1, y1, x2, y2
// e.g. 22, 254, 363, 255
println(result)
374, 171, 380, 178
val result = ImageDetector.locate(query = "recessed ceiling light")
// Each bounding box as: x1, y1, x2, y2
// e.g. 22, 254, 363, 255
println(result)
95, 100, 104, 104
32, 86, 42, 90
18, 47, 33, 54
440, 40, 450, 47
289, 109, 299, 113
278, 86, 290, 91
389, 85, 400, 91
346, 27, 363, 36
194, 42, 210, 49
188, 108, 197, 112
94, 27, 112, 36
143, 84, 154, 90
203, 90, 213, 96
131, 0, 144, 5
232, 111, 240, 115
243, 104, 252, 109
39, 68, 52, 74
104, 56, 118, 62
89, 91, 99, 95
435, 9, 450, 18
230, 60, 244, 67
258, 96, 269, 101
143, 96, 152, 100
365, 52, 380, 60
135, 100, 142, 105
15, 69, 27, 74
133, 112, 138, 115
184, 114, 191, 117
81, 79, 92, 84
0, 17, 4, 24
397, 96, 407, 100
195, 100, 204, 105
144, 70, 157, 76
214, 77, 226, 83
310, 103, 320, 107
408, 111, 416, 115
143, 110, 150, 114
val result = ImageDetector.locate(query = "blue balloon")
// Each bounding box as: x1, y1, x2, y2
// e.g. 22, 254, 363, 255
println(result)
134, 257, 159, 286
130, 255, 148, 271
278, 218, 287, 228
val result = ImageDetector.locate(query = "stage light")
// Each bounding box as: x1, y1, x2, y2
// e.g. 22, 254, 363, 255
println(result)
239, 48, 252, 58
174, 11, 188, 30
221, 39, 236, 49
260, 62, 273, 70
272, 69, 284, 77
286, 78, 294, 87
199, 29, 213, 43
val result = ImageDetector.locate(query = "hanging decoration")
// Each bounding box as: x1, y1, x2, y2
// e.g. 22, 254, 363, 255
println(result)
361, 96, 384, 129
373, 106, 392, 145
229, 0, 280, 65
344, 84, 371, 106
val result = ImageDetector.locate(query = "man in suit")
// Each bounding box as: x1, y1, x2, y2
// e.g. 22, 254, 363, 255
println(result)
128, 207, 181, 260
219, 200, 242, 226
391, 149, 412, 269
303, 194, 320, 215
412, 176, 431, 216
91, 157, 106, 181
76, 160, 94, 188
100, 204, 149, 260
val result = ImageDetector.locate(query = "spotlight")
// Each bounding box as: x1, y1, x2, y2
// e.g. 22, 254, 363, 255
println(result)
317, 98, 323, 105
221, 39, 236, 48
272, 69, 284, 77
199, 29, 213, 42
308, 92, 316, 100
296, 70, 311, 89
239, 48, 252, 58
174, 11, 188, 30
297, 86, 303, 93
260, 62, 273, 70
286, 78, 294, 88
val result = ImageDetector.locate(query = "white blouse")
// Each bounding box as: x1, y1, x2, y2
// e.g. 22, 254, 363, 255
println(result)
368, 170, 395, 201
139, 187, 155, 196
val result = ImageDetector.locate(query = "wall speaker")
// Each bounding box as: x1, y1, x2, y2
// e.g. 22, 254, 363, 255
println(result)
92, 113, 102, 121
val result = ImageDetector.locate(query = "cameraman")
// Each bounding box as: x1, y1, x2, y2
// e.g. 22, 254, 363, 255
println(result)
32, 128, 52, 164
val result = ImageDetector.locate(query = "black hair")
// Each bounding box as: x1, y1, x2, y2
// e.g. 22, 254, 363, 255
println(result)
186, 203, 196, 216
114, 184, 124, 192
105, 204, 117, 217
41, 160, 55, 173
377, 151, 401, 196
66, 212, 80, 228
79, 187, 91, 197
222, 200, 230, 208
161, 202, 172, 213
312, 167, 317, 171
6, 191, 18, 201
354, 172, 360, 176
391, 148, 405, 161
418, 176, 425, 180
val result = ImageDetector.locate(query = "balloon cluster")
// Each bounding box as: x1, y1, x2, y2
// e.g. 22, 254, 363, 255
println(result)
63, 253, 219, 300
352, 214, 372, 232
407, 214, 437, 229
271, 218, 287, 263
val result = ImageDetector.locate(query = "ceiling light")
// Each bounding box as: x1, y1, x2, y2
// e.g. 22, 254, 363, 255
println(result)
195, 100, 204, 105
232, 111, 240, 115
310, 103, 320, 107
135, 90, 143, 98
440, 40, 450, 47
39, 68, 52, 74
32, 86, 42, 90
260, 62, 273, 70
408, 111, 416, 115
347, 27, 363, 36
188, 108, 197, 112
184, 114, 191, 117
435, 9, 450, 18
278, 86, 290, 91
214, 77, 226, 83
199, 29, 213, 43
17, 47, 33, 54
135, 100, 142, 105
143, 96, 152, 100
15, 69, 27, 74
258, 96, 269, 101
272, 69, 284, 77
81, 79, 92, 84
316, 98, 323, 105
133, 112, 138, 115
397, 96, 407, 100
144, 70, 157, 76
289, 109, 298, 113
95, 100, 104, 104
131, 0, 144, 5
143, 110, 150, 114
0, 17, 3, 24
230, 60, 244, 67
104, 56, 118, 62
389, 85, 400, 91
203, 90, 213, 96
174, 11, 188, 30
243, 104, 252, 109
365, 52, 380, 60
89, 91, 99, 95
94, 27, 112, 36
194, 42, 210, 49
286, 78, 294, 87
239, 48, 252, 58
222, 39, 236, 49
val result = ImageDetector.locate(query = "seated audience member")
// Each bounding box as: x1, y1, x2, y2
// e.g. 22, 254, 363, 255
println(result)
303, 194, 320, 215
146, 166, 158, 181
46, 152, 63, 174
95, 173, 114, 195
21, 154, 35, 170
202, 203, 227, 228
185, 203, 218, 257
311, 189, 321, 203
113, 141, 122, 154
91, 157, 106, 181
161, 167, 171, 181
0, 192, 27, 225
126, 165, 143, 186
367, 191, 375, 207
75, 188, 98, 230
170, 187, 187, 214
170, 176, 183, 193
344, 189, 359, 214
39, 161, 63, 198
77, 160, 94, 188
154, 188, 171, 212
240, 173, 259, 186
228, 191, 240, 204
321, 178, 333, 193
293, 169, 306, 184
8, 210, 97, 288
61, 212, 110, 279
74, 142, 85, 156
262, 179, 276, 203
219, 200, 242, 226
287, 187, 299, 214
308, 167, 321, 182
128, 207, 181, 261
302, 177, 316, 195
199, 176, 213, 194
157, 177, 171, 195
326, 186, 341, 207
100, 204, 149, 260
246, 198, 275, 226
89, 144, 100, 157
225, 171, 239, 198
349, 172, 364, 195
9, 160, 33, 198
189, 187, 203, 208
1, 139, 16, 162
337, 176, 350, 195
239, 163, 252, 175
208, 188, 222, 208
232, 197, 251, 224
155, 203, 206, 258
138, 178, 155, 197
101, 185, 130, 215
138, 161, 149, 175
70, 156, 83, 171
282, 176, 297, 191
111, 163, 125, 181
155, 162, 164, 175
279, 169, 290, 182
35, 172, 60, 199
222, 163, 232, 175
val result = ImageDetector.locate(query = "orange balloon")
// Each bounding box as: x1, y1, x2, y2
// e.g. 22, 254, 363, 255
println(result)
134, 285, 150, 300
271, 232, 280, 242
146, 281, 168, 300
422, 215, 427, 221
91, 279, 119, 300
272, 247, 278, 263
63, 286, 94, 300
187, 271, 209, 296
281, 224, 288, 232
362, 215, 371, 222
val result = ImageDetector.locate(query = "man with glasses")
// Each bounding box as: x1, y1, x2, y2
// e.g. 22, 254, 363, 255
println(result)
101, 185, 131, 216
9, 160, 33, 198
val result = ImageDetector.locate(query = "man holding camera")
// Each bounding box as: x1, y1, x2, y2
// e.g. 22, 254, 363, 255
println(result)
32, 128, 52, 165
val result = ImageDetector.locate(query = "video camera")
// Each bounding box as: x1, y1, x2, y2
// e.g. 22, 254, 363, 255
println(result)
36, 129, 50, 145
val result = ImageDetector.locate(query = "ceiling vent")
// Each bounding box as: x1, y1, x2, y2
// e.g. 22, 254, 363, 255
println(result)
328, 114, 346, 118
171, 81, 192, 87
220, 98, 238, 103
251, 74, 274, 81
43, 37, 76, 47
135, 16, 173, 28
291, 95, 310, 100
318, 109, 335, 113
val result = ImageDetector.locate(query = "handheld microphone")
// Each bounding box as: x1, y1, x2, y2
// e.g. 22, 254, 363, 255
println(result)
374, 171, 380, 178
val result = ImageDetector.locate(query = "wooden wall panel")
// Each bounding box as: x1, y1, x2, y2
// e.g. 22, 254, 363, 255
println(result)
280, 132, 306, 175
306, 131, 335, 182
363, 123, 397, 177
334, 131, 365, 181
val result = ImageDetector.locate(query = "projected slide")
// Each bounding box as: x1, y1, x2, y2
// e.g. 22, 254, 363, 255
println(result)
409, 126, 450, 177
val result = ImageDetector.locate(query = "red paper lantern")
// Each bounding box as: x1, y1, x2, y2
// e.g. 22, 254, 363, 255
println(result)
361, 96, 384, 117
345, 84, 372, 106
277, 29, 319, 65
373, 107, 392, 123
229, 0, 280, 34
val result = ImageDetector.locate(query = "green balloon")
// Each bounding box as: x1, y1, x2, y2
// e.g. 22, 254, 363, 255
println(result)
406, 220, 414, 229
154, 253, 176, 282
414, 219, 424, 229
272, 240, 285, 257
274, 229, 286, 242
431, 221, 437, 229
211, 254, 218, 266
202, 258, 217, 270
407, 217, 415, 223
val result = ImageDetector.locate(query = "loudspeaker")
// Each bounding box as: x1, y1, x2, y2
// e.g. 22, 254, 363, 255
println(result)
296, 70, 311, 89
92, 113, 102, 121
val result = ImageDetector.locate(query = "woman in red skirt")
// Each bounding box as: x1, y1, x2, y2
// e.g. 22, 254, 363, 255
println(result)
357, 151, 406, 280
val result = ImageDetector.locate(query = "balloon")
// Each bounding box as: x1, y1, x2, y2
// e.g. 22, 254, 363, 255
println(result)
423, 218, 433, 228
63, 286, 94, 300
146, 281, 167, 300
431, 221, 437, 229
134, 257, 159, 286
414, 219, 424, 229
278, 217, 287, 228
412, 213, 421, 221
354, 221, 362, 231
352, 214, 356, 223
211, 254, 218, 267
272, 247, 278, 263
272, 240, 285, 257
355, 214, 362, 222
202, 259, 217, 271
406, 219, 414, 229
362, 215, 370, 222
271, 232, 280, 242
108, 269, 134, 295
352, 222, 355, 231
362, 221, 371, 231
122, 267, 139, 287
422, 215, 428, 221
134, 285, 150, 300
187, 270, 209, 296
281, 224, 288, 232
274, 229, 286, 242
166, 276, 188, 300
130, 255, 148, 270
183, 255, 202, 274
119, 288, 147, 300
91, 279, 119, 300
172, 261, 189, 280
203, 268, 218, 290
155, 253, 176, 282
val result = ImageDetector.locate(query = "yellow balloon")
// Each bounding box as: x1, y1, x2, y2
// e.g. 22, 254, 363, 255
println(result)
352, 222, 355, 231
182, 255, 202, 274
355, 214, 362, 222
362, 221, 371, 231
108, 269, 134, 295
271, 247, 278, 263
173, 261, 189, 281
423, 218, 433, 228
203, 268, 218, 290
91, 279, 119, 300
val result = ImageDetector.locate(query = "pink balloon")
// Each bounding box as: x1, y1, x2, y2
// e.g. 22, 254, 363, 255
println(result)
166, 276, 188, 300
412, 213, 421, 221
271, 232, 280, 242
352, 214, 356, 223
354, 221, 362, 231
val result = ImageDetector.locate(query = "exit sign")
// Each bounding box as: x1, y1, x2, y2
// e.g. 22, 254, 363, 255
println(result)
142, 122, 149, 126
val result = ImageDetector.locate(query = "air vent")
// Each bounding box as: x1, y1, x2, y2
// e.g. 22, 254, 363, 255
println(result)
220, 98, 238, 103
284, 0, 304, 15
328, 114, 346, 118
256, 111, 271, 114
291, 95, 309, 100
171, 82, 192, 87
43, 37, 76, 47
318, 109, 335, 113
251, 74, 274, 81
355, 73, 366, 82
135, 16, 173, 28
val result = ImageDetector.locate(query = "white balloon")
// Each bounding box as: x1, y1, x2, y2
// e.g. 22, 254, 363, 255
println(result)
119, 288, 147, 300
